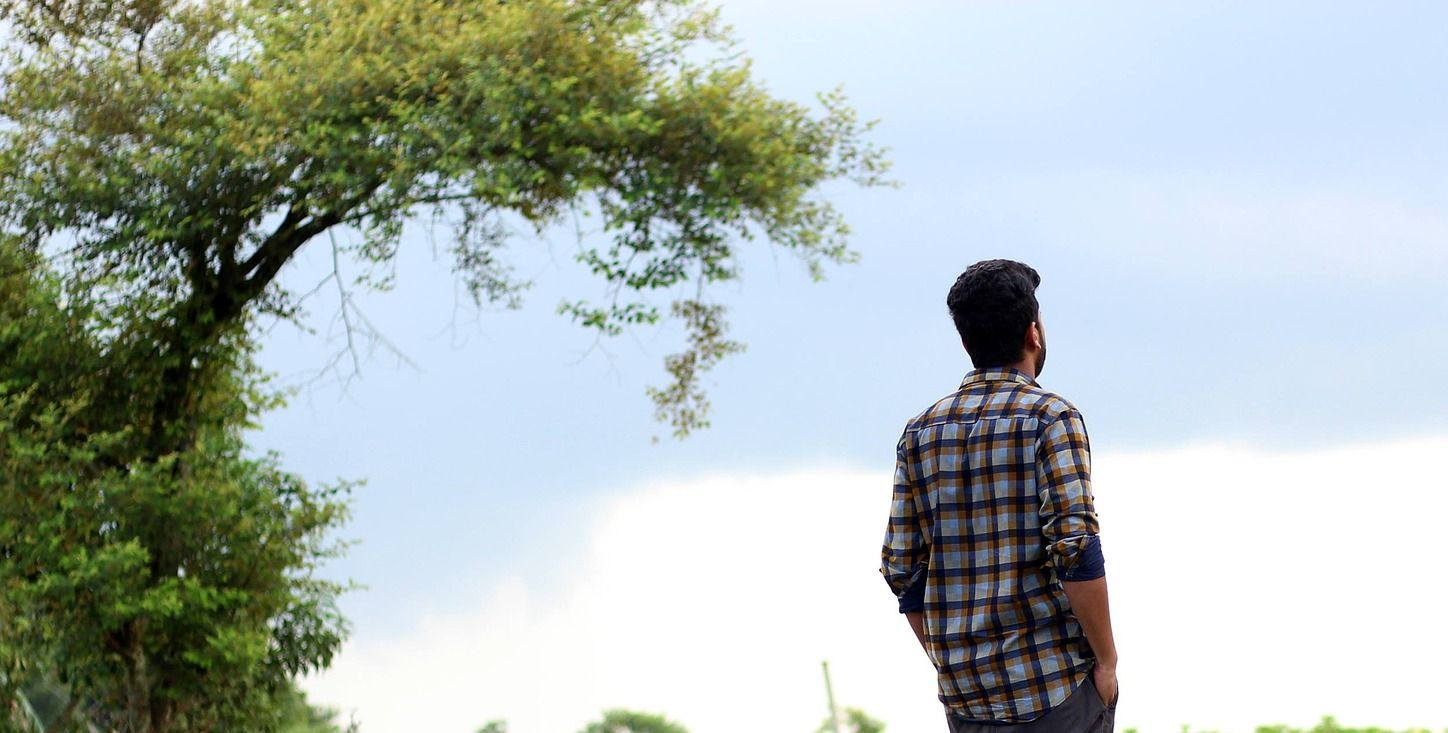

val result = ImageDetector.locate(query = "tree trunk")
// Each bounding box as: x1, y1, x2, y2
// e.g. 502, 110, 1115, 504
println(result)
122, 619, 151, 733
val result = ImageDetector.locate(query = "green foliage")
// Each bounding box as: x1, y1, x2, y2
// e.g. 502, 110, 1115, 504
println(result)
1133, 718, 1444, 733
0, 248, 351, 730
475, 722, 508, 733
645, 300, 745, 438
0, 0, 886, 727
579, 709, 690, 733
276, 685, 353, 733
1251, 716, 1441, 733
0, 0, 889, 437
816, 707, 885, 733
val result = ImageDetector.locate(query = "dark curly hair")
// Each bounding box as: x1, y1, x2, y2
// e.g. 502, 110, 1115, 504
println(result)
946, 259, 1041, 368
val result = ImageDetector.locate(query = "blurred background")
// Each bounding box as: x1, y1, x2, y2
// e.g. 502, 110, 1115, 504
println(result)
239, 2, 1448, 731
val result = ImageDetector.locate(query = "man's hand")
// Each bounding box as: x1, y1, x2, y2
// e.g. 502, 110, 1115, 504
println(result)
1092, 664, 1118, 707
1061, 575, 1118, 707
905, 611, 928, 653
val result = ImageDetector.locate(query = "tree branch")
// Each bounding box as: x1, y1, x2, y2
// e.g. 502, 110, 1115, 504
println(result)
329, 230, 362, 380
237, 209, 341, 307
184, 237, 210, 295
237, 181, 387, 308
239, 205, 307, 278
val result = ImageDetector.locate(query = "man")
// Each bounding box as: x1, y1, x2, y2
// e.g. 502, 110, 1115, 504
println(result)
881, 260, 1118, 732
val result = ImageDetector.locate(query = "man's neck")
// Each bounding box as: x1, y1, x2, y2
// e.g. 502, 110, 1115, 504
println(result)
1007, 359, 1037, 381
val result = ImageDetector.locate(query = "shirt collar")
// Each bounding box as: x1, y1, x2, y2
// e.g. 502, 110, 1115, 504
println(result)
961, 367, 1038, 388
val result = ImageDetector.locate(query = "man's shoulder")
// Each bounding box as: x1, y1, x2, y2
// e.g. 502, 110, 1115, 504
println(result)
902, 382, 1080, 434
1012, 383, 1081, 423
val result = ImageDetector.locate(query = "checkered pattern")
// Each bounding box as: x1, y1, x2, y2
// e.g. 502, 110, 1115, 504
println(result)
881, 368, 1101, 722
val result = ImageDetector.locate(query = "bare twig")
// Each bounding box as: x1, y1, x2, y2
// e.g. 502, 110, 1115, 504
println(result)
329, 230, 363, 380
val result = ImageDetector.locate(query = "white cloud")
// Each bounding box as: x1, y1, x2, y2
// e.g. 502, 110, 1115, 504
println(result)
304, 437, 1448, 733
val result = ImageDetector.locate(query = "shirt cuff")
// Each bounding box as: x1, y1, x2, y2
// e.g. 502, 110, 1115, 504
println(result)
898, 576, 926, 613
1061, 535, 1105, 582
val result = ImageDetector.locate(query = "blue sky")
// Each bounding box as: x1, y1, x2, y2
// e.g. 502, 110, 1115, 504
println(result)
254, 2, 1448, 730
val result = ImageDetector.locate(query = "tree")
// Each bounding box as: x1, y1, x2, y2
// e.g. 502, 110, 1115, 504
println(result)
276, 686, 354, 733
0, 0, 884, 729
0, 0, 888, 441
816, 707, 885, 733
1249, 718, 1441, 733
1126, 718, 1445, 733
578, 709, 690, 733
0, 246, 350, 730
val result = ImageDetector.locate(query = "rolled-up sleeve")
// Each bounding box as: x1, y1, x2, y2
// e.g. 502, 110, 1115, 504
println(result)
1035, 410, 1101, 579
881, 433, 930, 613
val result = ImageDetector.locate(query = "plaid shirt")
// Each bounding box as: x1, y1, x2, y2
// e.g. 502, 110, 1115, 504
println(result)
881, 368, 1101, 722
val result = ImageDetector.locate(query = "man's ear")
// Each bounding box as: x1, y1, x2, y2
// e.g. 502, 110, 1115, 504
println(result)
1026, 323, 1042, 350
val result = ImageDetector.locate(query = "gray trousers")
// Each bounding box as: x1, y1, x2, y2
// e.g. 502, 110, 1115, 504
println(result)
945, 675, 1116, 733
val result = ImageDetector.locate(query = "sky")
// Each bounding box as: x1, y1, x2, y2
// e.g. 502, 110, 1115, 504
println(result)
249, 2, 1448, 731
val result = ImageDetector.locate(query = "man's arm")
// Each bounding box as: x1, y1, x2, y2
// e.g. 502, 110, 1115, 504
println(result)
1037, 410, 1117, 703
1062, 576, 1118, 704
905, 611, 928, 651
881, 433, 931, 655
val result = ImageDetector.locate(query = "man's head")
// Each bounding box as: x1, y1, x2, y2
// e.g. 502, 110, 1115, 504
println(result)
946, 259, 1046, 375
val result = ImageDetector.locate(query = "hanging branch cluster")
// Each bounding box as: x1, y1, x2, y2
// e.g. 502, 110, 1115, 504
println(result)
0, 0, 889, 435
